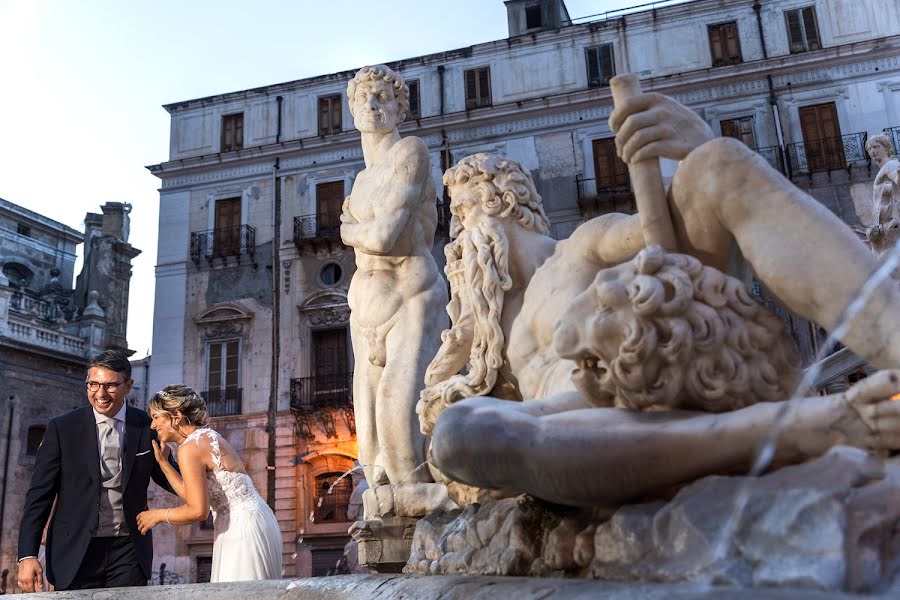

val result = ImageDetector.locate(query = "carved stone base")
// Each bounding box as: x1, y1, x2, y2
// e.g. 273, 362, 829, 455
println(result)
350, 516, 419, 573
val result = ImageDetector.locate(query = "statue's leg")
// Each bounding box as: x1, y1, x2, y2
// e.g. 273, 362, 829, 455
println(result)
375, 295, 446, 484
669, 137, 900, 369
350, 320, 385, 487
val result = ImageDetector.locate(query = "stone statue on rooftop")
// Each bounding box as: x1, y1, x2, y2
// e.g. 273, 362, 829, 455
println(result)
341, 65, 447, 490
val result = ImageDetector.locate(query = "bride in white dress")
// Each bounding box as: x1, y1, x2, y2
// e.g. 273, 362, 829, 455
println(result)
136, 385, 282, 582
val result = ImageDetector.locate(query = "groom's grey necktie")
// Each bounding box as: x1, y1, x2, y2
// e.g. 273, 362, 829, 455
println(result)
99, 418, 121, 480
96, 415, 128, 536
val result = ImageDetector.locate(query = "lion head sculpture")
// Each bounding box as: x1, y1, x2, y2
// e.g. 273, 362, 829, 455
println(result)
553, 245, 802, 412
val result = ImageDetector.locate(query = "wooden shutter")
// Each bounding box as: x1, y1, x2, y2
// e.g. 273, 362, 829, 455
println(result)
599, 44, 614, 84
313, 328, 348, 377
214, 197, 241, 255
799, 103, 843, 172
478, 68, 491, 106
465, 69, 477, 109
407, 79, 420, 119
592, 137, 629, 189
586, 48, 601, 87
802, 7, 820, 50
786, 10, 805, 52
208, 342, 222, 392
331, 95, 342, 132
724, 23, 741, 61
709, 26, 725, 64
316, 181, 344, 232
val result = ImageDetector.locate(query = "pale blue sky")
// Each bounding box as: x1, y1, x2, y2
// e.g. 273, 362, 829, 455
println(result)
0, 0, 678, 356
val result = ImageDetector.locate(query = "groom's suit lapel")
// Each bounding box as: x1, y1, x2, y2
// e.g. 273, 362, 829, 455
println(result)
81, 406, 100, 485
122, 406, 142, 492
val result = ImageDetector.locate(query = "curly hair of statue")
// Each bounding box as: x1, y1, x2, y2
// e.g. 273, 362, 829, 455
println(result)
347, 64, 410, 123
580, 245, 801, 412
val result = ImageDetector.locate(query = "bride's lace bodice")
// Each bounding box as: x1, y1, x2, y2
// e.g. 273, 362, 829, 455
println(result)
182, 428, 266, 527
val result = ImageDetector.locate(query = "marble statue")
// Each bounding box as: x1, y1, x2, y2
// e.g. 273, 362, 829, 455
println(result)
341, 65, 447, 488
421, 87, 900, 509
864, 133, 900, 255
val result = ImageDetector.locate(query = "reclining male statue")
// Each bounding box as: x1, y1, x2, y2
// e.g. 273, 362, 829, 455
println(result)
418, 90, 900, 509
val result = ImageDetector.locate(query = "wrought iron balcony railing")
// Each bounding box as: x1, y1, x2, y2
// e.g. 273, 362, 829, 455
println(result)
754, 145, 786, 175
290, 373, 353, 413
190, 225, 256, 267
201, 387, 242, 417
293, 211, 342, 245
575, 175, 636, 219
785, 132, 869, 178
884, 126, 900, 158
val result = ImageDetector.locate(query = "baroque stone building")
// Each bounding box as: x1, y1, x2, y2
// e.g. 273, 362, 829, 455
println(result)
0, 199, 140, 590
146, 0, 900, 581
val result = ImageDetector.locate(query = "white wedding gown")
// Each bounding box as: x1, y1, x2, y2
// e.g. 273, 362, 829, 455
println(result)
184, 428, 283, 582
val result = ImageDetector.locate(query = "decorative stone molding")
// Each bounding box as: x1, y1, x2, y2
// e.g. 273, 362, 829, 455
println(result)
298, 290, 350, 327
195, 303, 253, 339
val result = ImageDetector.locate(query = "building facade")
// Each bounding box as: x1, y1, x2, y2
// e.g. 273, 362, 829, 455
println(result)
147, 0, 900, 580
0, 199, 140, 591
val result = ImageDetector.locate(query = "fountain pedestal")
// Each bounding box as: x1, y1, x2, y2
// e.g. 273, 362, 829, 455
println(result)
349, 482, 458, 572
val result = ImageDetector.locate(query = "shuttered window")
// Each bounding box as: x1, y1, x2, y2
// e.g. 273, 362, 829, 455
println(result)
798, 102, 844, 172
464, 67, 492, 110
720, 116, 756, 149
407, 79, 420, 120
708, 22, 742, 66
585, 44, 615, 88
221, 113, 244, 152
318, 94, 342, 135
785, 7, 820, 53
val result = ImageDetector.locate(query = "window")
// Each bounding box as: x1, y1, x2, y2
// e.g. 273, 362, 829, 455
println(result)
206, 339, 241, 416
785, 7, 820, 53
798, 102, 844, 173
464, 67, 492, 110
315, 181, 344, 236
16, 223, 31, 237
311, 548, 347, 577
221, 113, 244, 152
585, 44, 615, 88
525, 4, 543, 30
313, 473, 352, 523
592, 137, 629, 189
708, 22, 742, 66
406, 79, 420, 120
196, 556, 213, 583
318, 94, 342, 135
26, 425, 45, 456
312, 328, 349, 380
320, 262, 343, 286
720, 117, 756, 149
213, 197, 242, 257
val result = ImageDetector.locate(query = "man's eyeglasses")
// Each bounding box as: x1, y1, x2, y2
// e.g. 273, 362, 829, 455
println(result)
86, 381, 125, 393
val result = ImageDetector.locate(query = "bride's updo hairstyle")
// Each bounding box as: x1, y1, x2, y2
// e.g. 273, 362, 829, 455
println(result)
148, 384, 209, 427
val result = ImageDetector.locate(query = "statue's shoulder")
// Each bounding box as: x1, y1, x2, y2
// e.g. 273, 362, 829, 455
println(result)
393, 135, 428, 159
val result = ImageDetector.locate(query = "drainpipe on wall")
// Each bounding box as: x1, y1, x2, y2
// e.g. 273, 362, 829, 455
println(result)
267, 159, 281, 511
753, 0, 768, 59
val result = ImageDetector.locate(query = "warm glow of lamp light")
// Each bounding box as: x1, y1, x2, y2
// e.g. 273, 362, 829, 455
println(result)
892, 393, 900, 401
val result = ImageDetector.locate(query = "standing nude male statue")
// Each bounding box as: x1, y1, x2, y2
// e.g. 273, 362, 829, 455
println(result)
864, 133, 900, 256
341, 65, 447, 488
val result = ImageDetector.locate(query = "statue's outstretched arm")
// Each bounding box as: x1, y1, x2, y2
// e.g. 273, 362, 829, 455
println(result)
431, 371, 900, 508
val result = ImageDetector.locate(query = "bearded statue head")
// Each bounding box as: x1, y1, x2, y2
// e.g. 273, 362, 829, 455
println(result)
417, 153, 551, 435
554, 245, 802, 412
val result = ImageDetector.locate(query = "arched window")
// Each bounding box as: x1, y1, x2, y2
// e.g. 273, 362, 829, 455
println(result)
313, 472, 352, 523
26, 425, 46, 455
3, 262, 34, 288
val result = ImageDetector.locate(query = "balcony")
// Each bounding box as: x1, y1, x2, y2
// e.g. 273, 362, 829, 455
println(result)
575, 175, 636, 220
290, 373, 354, 439
293, 211, 344, 254
201, 387, 242, 417
785, 132, 870, 180
10, 291, 55, 321
754, 145, 786, 175
885, 126, 900, 158
190, 225, 256, 267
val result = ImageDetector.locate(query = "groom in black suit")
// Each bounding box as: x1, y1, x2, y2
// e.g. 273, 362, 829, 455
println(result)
16, 350, 173, 592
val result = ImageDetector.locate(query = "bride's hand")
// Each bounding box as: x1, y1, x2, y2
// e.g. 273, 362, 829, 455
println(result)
152, 439, 170, 464
136, 509, 161, 535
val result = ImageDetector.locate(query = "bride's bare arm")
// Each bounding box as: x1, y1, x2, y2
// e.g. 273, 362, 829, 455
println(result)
137, 441, 210, 533
152, 440, 186, 499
